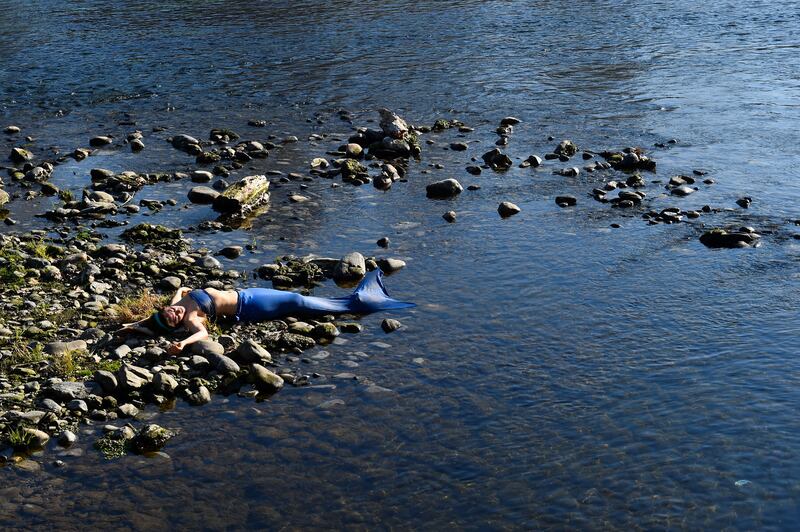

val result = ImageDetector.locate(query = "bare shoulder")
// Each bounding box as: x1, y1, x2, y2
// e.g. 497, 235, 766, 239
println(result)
185, 316, 207, 332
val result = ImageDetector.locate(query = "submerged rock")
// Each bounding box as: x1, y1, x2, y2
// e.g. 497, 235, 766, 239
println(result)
9, 147, 33, 164
554, 140, 578, 157
89, 136, 113, 147
699, 228, 760, 249
555, 195, 577, 207
131, 424, 175, 454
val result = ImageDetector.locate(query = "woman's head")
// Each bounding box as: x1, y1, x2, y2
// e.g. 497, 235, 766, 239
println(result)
160, 305, 185, 327
141, 305, 185, 334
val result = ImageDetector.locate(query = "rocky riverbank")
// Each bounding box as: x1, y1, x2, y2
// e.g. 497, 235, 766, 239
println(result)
2, 108, 797, 465
0, 225, 411, 461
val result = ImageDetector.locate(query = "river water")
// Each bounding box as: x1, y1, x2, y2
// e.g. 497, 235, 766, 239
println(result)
1, 0, 799, 529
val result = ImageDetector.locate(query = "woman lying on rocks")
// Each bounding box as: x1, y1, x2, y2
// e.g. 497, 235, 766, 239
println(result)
116, 269, 415, 355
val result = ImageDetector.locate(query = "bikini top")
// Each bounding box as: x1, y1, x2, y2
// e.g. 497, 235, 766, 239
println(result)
188, 289, 216, 321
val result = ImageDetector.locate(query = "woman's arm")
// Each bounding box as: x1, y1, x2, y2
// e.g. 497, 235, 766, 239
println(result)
167, 319, 208, 355
170, 287, 192, 305
114, 318, 155, 338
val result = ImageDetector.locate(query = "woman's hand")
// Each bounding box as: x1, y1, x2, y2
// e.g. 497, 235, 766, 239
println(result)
167, 341, 185, 356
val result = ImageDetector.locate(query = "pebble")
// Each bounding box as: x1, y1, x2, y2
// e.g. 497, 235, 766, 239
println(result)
443, 210, 457, 223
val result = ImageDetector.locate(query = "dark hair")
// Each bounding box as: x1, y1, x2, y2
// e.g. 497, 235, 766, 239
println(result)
139, 308, 180, 335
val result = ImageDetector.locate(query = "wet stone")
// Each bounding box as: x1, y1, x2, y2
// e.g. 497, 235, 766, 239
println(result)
67, 399, 89, 414
376, 258, 406, 273
498, 202, 521, 218
251, 364, 284, 393
117, 403, 140, 418
381, 319, 402, 333
426, 179, 463, 199
57, 430, 77, 447
131, 424, 175, 454
188, 186, 219, 204
217, 245, 243, 259
89, 136, 113, 147
671, 185, 695, 197
333, 252, 366, 283
555, 195, 577, 207
466, 165, 482, 175
234, 340, 271, 364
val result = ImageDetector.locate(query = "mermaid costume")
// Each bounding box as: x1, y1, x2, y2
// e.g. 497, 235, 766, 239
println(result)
189, 269, 414, 322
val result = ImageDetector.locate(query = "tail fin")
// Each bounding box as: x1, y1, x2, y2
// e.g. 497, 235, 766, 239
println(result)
351, 269, 416, 312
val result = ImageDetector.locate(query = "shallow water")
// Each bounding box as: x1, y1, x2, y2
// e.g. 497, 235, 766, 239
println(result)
1, 0, 800, 529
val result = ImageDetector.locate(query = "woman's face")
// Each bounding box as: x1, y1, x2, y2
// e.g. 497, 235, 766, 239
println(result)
163, 305, 185, 327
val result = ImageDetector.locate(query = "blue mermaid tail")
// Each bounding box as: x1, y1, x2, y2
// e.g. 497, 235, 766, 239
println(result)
235, 269, 415, 322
